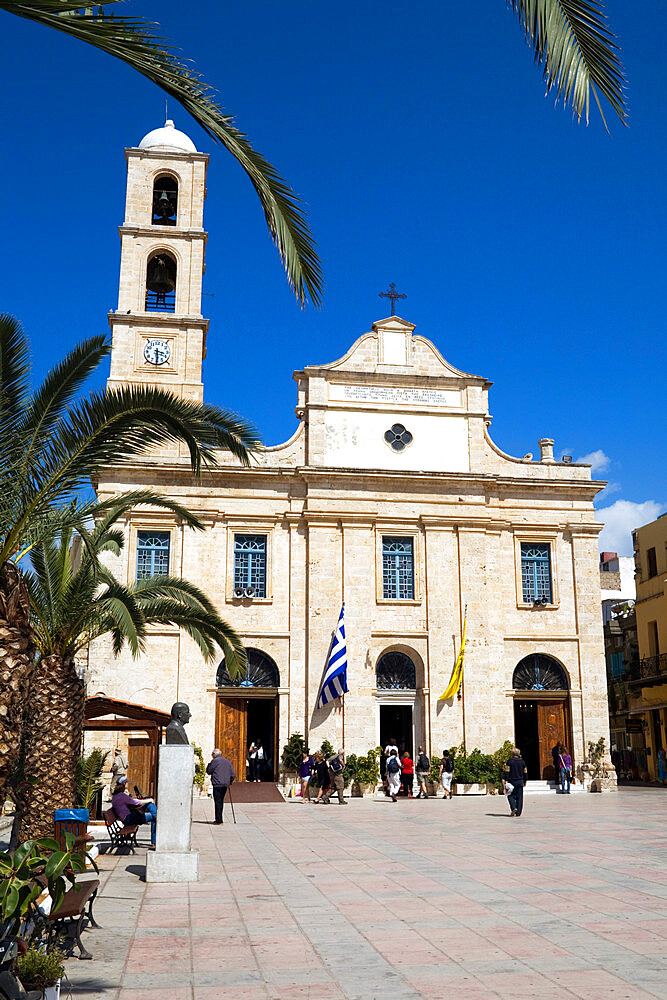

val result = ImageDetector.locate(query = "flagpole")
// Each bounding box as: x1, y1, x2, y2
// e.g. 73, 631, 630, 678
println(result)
460, 603, 467, 752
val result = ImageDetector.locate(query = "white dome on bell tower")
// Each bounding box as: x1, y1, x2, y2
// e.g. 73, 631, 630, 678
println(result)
138, 119, 197, 154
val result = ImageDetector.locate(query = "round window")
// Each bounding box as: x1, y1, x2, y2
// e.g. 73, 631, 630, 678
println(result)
384, 423, 413, 452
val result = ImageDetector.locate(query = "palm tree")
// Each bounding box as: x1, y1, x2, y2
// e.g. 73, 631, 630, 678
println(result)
0, 314, 259, 808
0, 0, 323, 307
19, 500, 247, 839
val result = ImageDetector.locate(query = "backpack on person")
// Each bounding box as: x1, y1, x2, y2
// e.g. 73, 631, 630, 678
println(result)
386, 756, 400, 774
417, 753, 430, 772
443, 756, 454, 773
329, 755, 344, 774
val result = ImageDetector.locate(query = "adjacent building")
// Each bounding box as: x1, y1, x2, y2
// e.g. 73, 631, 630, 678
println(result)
87, 121, 614, 786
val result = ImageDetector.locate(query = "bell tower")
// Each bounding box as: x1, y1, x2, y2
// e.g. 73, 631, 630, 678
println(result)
108, 120, 209, 401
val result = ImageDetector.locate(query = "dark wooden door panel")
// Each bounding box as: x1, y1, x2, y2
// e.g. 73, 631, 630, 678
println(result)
537, 702, 566, 780
215, 698, 247, 781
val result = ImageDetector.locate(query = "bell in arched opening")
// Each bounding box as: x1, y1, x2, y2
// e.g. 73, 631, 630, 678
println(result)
145, 253, 177, 312
152, 175, 178, 226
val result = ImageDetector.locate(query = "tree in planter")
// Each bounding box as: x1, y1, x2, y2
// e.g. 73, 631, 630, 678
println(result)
0, 317, 258, 808
19, 501, 247, 839
75, 748, 109, 812
342, 753, 358, 789
193, 744, 206, 793
354, 749, 380, 790
281, 733, 306, 774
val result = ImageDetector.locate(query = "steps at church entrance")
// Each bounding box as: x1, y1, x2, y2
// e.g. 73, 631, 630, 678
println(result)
227, 783, 285, 804
524, 781, 585, 795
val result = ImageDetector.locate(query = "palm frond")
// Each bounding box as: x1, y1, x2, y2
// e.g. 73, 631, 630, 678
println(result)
18, 335, 109, 474
136, 597, 246, 671
1, 0, 323, 306
0, 314, 31, 446
508, 0, 627, 127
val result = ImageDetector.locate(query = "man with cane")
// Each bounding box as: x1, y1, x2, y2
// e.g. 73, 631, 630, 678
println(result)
206, 748, 236, 825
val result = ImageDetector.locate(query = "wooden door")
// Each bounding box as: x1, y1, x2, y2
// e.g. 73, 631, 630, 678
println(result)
215, 697, 247, 781
537, 701, 566, 780
127, 738, 157, 799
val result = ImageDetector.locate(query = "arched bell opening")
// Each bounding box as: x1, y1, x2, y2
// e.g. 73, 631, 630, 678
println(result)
215, 648, 281, 782
512, 653, 572, 781
145, 251, 176, 313
152, 175, 178, 226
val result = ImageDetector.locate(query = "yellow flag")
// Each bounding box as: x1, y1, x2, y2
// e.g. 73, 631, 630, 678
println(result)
439, 617, 466, 700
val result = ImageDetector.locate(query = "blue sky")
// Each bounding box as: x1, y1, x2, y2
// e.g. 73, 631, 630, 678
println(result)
0, 1, 664, 555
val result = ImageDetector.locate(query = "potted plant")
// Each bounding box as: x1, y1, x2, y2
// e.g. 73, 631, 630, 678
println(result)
342, 753, 358, 793
352, 749, 380, 796
585, 737, 616, 792
16, 948, 65, 1000
452, 747, 492, 794
280, 732, 306, 790
192, 743, 207, 797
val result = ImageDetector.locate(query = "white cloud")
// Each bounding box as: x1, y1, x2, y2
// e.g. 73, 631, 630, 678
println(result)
595, 499, 664, 556
575, 449, 611, 474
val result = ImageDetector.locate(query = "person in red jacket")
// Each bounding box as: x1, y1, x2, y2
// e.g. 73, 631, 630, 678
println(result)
401, 752, 414, 797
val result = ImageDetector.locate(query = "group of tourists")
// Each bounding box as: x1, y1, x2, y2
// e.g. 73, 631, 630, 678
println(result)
299, 748, 348, 804
381, 742, 455, 802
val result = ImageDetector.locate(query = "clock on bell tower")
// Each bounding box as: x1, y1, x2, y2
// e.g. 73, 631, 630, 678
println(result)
107, 119, 209, 402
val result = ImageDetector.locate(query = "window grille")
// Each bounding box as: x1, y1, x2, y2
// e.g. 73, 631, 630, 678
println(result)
217, 647, 279, 688
382, 537, 414, 599
521, 543, 552, 603
136, 531, 170, 580
234, 534, 267, 597
376, 651, 416, 689
513, 654, 567, 690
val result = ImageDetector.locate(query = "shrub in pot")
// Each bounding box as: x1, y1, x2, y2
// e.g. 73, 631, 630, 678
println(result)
353, 749, 380, 794
16, 947, 65, 998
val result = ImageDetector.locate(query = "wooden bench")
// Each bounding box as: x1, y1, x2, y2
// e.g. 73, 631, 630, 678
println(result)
103, 807, 139, 853
36, 875, 100, 960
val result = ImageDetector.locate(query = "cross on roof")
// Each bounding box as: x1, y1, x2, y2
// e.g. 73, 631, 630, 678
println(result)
379, 282, 407, 316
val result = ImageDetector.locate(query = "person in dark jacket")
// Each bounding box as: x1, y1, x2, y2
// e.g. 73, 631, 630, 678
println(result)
206, 749, 236, 824
504, 747, 528, 816
313, 751, 330, 804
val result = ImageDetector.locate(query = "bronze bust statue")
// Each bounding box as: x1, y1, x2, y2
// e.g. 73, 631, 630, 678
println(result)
165, 701, 191, 744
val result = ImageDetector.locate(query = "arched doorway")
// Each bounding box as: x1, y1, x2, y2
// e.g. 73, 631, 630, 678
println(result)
513, 654, 570, 780
215, 648, 280, 782
376, 650, 418, 756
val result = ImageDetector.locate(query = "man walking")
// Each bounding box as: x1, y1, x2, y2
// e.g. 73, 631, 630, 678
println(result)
415, 746, 431, 799
322, 748, 347, 805
504, 747, 528, 817
385, 748, 402, 802
206, 748, 235, 824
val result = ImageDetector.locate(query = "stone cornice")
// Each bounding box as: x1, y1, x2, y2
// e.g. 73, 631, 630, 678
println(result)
125, 146, 209, 164
107, 311, 209, 331
95, 460, 602, 502
119, 224, 208, 242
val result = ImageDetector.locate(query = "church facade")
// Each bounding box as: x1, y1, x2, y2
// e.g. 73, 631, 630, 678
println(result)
88, 122, 611, 784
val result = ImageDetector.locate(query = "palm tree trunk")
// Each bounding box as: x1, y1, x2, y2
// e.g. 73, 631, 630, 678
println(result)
19, 654, 85, 841
0, 561, 35, 810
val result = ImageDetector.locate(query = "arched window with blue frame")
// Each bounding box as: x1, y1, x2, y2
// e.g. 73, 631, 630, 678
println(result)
521, 543, 552, 603
136, 531, 170, 580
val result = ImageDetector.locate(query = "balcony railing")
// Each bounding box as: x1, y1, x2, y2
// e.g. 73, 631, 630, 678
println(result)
626, 652, 667, 685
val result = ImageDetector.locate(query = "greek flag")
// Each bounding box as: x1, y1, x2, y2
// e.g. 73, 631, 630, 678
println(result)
317, 604, 348, 708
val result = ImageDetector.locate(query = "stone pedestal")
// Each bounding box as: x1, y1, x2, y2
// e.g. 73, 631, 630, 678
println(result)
146, 745, 199, 882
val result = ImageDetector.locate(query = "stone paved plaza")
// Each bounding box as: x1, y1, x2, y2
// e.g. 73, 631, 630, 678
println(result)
68, 788, 667, 1000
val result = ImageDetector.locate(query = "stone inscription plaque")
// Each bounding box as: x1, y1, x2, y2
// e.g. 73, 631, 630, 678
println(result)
330, 384, 461, 407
